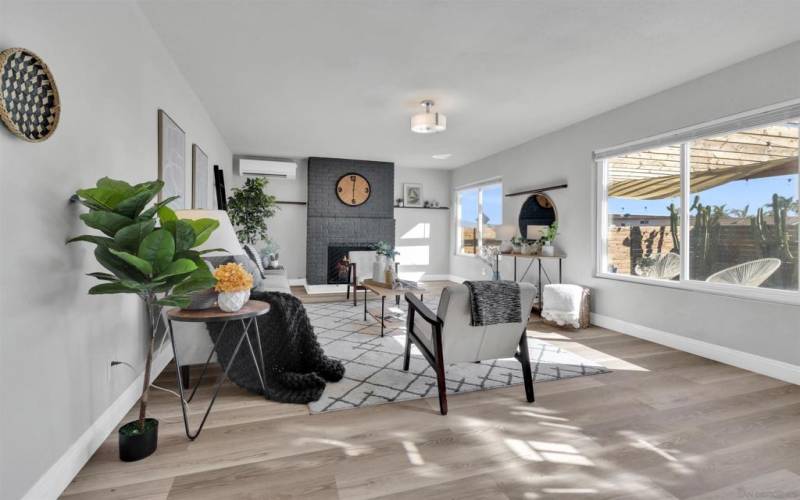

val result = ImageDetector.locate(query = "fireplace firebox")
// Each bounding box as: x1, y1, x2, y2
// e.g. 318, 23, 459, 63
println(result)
327, 245, 374, 284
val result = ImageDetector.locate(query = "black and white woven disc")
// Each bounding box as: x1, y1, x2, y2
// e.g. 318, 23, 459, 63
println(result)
0, 48, 60, 142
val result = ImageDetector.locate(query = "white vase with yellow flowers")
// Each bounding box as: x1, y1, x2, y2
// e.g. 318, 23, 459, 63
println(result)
213, 262, 253, 312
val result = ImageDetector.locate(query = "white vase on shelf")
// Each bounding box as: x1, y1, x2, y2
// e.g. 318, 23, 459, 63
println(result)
217, 290, 250, 312
542, 244, 555, 257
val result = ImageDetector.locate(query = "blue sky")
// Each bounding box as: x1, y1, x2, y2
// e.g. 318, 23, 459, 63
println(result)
459, 184, 503, 227
608, 174, 798, 216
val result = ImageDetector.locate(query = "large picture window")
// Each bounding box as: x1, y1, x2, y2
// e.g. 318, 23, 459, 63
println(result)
597, 110, 799, 300
456, 182, 502, 255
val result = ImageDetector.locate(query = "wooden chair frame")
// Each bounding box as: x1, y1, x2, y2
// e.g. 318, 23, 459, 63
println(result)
403, 293, 535, 415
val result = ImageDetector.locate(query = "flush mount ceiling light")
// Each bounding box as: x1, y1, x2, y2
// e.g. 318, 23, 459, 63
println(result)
432, 153, 452, 160
411, 100, 446, 134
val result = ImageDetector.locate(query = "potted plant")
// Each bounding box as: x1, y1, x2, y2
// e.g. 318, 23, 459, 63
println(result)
511, 235, 524, 254
227, 177, 279, 245
371, 241, 399, 283
260, 238, 280, 269
213, 262, 253, 312
541, 222, 559, 256
68, 177, 220, 461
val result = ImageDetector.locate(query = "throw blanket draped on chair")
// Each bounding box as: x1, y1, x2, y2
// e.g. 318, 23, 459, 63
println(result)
207, 291, 345, 404
463, 280, 521, 326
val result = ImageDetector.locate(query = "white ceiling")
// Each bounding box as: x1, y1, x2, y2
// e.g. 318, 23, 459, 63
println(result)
139, 1, 800, 169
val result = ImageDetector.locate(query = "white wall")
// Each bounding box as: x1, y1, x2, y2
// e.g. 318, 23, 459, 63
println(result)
231, 156, 309, 280
395, 167, 452, 279
450, 42, 800, 368
0, 2, 233, 499
231, 164, 453, 281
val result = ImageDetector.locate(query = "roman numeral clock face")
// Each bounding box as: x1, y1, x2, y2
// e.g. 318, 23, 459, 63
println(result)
336, 173, 371, 206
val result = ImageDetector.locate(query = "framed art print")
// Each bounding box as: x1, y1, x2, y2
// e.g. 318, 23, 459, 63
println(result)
158, 109, 186, 209
192, 144, 209, 209
403, 183, 422, 207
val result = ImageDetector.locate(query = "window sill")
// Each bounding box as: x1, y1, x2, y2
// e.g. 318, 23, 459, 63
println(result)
595, 272, 800, 306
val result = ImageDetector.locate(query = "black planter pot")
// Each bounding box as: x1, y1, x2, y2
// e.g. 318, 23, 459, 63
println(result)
118, 418, 158, 462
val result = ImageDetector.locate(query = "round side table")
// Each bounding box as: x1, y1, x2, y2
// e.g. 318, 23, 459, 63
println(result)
166, 300, 270, 440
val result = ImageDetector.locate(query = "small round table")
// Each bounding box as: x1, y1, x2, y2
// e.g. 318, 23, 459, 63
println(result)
166, 300, 270, 440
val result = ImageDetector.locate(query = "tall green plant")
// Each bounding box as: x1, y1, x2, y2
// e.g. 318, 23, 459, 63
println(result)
227, 177, 279, 245
67, 178, 220, 431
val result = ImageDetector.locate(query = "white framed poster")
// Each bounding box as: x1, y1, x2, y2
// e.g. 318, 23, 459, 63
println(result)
157, 109, 186, 209
192, 144, 209, 209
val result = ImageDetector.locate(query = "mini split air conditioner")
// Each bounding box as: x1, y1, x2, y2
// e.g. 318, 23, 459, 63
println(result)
239, 158, 297, 179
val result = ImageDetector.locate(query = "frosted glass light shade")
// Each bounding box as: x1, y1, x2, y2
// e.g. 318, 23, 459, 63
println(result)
411, 112, 446, 134
175, 209, 242, 256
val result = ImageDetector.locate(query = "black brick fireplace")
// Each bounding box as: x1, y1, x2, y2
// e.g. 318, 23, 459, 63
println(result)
306, 157, 395, 285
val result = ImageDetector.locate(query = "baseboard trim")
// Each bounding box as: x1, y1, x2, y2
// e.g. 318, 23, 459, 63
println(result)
288, 278, 306, 287
22, 346, 174, 500
590, 313, 800, 385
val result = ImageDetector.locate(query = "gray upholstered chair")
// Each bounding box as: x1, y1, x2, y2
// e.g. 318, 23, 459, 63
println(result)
404, 282, 537, 415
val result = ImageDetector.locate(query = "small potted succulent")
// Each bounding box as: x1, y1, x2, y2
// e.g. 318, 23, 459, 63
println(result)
511, 235, 524, 254
541, 222, 559, 256
213, 262, 253, 312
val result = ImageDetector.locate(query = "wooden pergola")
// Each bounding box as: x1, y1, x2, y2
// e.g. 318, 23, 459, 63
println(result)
608, 124, 799, 200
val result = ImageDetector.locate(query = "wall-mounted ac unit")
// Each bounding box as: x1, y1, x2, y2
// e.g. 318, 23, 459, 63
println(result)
239, 158, 297, 179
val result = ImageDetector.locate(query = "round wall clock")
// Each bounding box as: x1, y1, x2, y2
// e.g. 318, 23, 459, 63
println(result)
336, 173, 371, 206
0, 48, 60, 142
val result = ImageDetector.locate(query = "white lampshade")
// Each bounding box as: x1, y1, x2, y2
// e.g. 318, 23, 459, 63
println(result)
410, 100, 446, 134
175, 209, 242, 256
496, 224, 517, 241
527, 225, 547, 240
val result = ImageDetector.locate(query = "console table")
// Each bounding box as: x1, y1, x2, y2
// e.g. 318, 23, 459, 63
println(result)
496, 253, 566, 310
166, 300, 270, 440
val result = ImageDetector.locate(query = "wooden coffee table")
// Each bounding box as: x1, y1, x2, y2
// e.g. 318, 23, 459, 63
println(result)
361, 279, 425, 336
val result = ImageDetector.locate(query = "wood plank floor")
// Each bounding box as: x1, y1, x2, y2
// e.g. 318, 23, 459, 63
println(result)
61, 285, 800, 499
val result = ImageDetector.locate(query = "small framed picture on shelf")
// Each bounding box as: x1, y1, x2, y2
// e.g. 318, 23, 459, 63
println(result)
403, 183, 422, 207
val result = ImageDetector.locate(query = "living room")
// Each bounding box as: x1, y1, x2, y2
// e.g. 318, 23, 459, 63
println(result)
2, 1, 800, 499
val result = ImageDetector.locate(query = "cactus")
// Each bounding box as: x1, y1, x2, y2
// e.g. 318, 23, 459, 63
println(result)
689, 196, 725, 278
750, 194, 794, 261
667, 202, 680, 253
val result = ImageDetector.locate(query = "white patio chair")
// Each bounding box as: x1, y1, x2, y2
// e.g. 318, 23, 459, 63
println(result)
635, 252, 681, 280
705, 258, 781, 287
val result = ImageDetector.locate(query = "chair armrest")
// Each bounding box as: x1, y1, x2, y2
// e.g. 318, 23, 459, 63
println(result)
405, 292, 440, 326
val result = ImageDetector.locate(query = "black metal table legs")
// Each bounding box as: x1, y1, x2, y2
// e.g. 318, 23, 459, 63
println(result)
168, 318, 266, 440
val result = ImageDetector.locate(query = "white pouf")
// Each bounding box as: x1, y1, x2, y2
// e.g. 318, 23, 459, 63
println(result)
541, 284, 590, 329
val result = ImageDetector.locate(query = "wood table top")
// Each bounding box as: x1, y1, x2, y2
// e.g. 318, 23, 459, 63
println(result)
166, 300, 270, 323
362, 279, 425, 297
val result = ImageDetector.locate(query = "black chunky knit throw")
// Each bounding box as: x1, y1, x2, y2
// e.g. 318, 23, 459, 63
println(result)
206, 291, 345, 404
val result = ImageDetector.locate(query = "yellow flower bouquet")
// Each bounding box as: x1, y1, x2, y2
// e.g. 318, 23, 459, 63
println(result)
213, 263, 253, 292
213, 263, 253, 312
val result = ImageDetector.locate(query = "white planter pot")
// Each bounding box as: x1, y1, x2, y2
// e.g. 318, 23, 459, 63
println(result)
217, 290, 250, 312
542, 244, 555, 257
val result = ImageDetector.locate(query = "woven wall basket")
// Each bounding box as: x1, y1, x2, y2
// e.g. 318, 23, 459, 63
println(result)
0, 47, 61, 142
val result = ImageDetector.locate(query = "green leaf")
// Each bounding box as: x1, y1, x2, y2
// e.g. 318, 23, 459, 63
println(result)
115, 190, 157, 219
113, 219, 156, 252
79, 211, 134, 237
109, 249, 154, 276
120, 280, 165, 291
138, 229, 175, 274
94, 246, 146, 282
96, 177, 135, 194
66, 235, 116, 248
171, 270, 217, 296
188, 218, 220, 248
89, 282, 141, 295
157, 295, 191, 308
138, 196, 179, 220
173, 220, 196, 253
75, 187, 127, 211
158, 206, 177, 225
87, 272, 118, 281
154, 258, 197, 281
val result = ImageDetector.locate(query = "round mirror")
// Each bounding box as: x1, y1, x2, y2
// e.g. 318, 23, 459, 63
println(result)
518, 193, 557, 239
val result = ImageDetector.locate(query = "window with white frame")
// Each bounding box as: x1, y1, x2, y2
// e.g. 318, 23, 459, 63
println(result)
456, 182, 502, 255
597, 106, 800, 298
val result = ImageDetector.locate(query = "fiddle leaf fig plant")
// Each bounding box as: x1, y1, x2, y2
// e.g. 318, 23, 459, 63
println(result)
67, 177, 221, 432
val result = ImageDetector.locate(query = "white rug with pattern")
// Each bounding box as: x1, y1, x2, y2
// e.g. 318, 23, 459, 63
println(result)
305, 298, 608, 414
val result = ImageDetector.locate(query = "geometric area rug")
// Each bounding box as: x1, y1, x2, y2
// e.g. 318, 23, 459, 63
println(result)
305, 298, 609, 414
